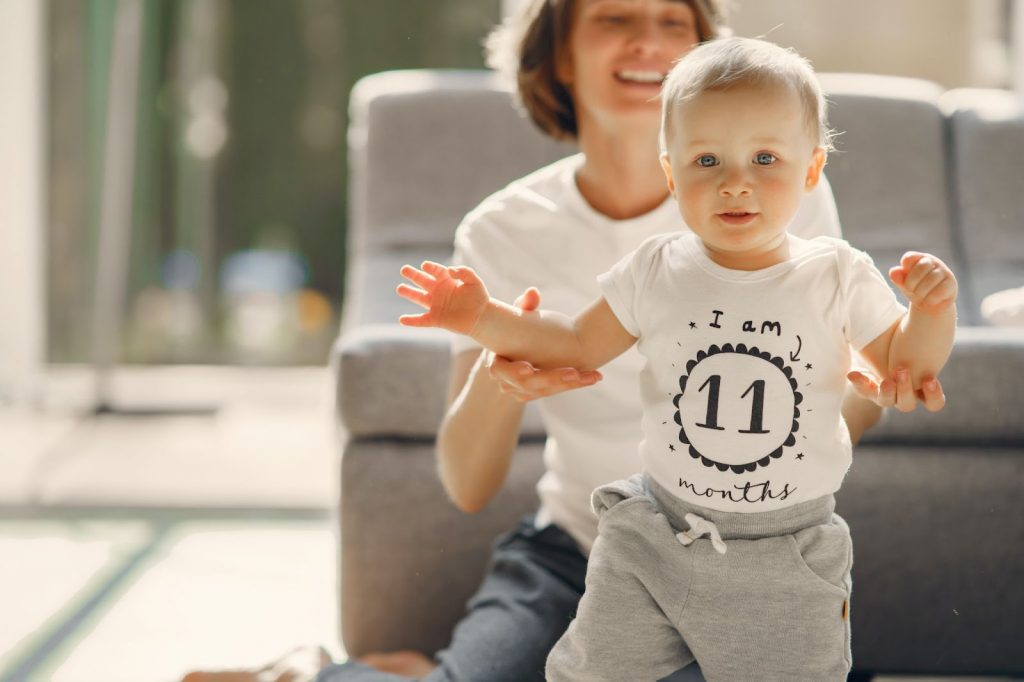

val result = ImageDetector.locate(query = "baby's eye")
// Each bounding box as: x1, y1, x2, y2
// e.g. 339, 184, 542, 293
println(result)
754, 152, 777, 166
696, 154, 718, 168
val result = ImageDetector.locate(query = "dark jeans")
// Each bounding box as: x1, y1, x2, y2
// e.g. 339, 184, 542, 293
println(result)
316, 515, 706, 682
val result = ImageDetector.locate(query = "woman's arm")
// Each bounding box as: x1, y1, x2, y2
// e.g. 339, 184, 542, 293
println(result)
435, 288, 601, 514
437, 349, 528, 513
407, 262, 636, 512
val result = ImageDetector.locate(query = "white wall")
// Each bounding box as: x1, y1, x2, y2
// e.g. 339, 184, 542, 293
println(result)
501, 0, 528, 20
502, 0, 1009, 89
0, 0, 46, 405
727, 0, 995, 88
1015, 0, 1024, 95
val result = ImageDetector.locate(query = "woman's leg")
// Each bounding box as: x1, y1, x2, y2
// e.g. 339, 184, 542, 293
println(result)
319, 515, 588, 682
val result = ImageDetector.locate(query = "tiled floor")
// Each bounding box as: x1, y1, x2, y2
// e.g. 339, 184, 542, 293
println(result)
0, 514, 340, 682
0, 366, 1019, 681
1, 365, 338, 510
1, 366, 342, 681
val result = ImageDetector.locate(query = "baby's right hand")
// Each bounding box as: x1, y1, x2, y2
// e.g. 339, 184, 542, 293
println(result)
397, 261, 489, 335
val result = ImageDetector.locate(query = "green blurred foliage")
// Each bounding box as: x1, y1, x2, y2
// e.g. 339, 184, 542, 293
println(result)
48, 0, 500, 364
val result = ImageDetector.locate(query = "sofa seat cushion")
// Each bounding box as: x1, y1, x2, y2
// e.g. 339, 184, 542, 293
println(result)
836, 443, 1024, 674
339, 439, 545, 656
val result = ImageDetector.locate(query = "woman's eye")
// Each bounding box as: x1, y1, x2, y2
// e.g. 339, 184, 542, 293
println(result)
661, 17, 692, 29
754, 152, 777, 165
598, 14, 628, 25
696, 154, 718, 168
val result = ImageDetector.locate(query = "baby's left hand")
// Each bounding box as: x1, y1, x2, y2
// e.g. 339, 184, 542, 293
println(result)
889, 252, 958, 315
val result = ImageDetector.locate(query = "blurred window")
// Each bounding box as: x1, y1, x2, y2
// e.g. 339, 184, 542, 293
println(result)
47, 0, 501, 365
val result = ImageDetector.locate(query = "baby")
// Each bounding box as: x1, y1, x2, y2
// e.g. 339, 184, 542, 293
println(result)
398, 37, 957, 682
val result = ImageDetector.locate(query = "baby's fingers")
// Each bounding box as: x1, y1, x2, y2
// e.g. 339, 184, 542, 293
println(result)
920, 276, 958, 312
513, 287, 541, 312
899, 251, 928, 271
447, 265, 483, 287
420, 261, 450, 278
396, 283, 430, 308
900, 255, 941, 293
398, 312, 434, 327
400, 264, 436, 290
906, 263, 947, 300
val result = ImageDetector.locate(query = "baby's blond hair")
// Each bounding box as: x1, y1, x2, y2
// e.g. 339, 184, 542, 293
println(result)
661, 37, 833, 153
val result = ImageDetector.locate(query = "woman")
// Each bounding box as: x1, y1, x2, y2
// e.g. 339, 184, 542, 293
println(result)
186, 1, 944, 680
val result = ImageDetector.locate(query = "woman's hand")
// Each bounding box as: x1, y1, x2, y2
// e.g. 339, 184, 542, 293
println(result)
487, 287, 603, 402
397, 261, 489, 334
847, 366, 946, 413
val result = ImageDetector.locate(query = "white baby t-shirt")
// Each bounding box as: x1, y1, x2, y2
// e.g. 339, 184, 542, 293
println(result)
599, 232, 906, 512
452, 154, 843, 550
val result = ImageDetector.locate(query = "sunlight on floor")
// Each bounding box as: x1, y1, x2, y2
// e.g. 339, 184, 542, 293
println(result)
0, 521, 151, 674
1, 518, 342, 682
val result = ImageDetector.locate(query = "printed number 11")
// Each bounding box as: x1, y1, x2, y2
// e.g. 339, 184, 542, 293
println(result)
696, 375, 769, 434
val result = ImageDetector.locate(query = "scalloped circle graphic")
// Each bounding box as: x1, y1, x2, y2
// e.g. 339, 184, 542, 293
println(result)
673, 343, 801, 474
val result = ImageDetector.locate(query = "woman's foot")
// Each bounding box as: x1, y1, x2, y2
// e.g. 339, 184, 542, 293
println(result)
180, 645, 331, 682
357, 650, 437, 678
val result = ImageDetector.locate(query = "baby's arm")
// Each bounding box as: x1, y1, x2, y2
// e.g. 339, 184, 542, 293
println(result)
397, 261, 637, 371
859, 252, 958, 388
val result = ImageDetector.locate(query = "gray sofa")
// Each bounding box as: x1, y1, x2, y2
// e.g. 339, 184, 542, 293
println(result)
333, 69, 1024, 677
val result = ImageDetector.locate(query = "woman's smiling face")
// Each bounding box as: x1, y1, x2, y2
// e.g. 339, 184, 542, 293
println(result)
561, 0, 701, 131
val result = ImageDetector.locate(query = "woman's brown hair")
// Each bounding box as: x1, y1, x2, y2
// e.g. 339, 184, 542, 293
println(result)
486, 0, 727, 141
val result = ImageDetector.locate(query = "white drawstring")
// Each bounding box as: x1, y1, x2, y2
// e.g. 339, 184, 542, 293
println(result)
676, 513, 727, 554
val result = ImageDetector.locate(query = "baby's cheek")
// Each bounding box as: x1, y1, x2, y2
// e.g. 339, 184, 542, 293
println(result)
763, 176, 802, 216
678, 182, 710, 218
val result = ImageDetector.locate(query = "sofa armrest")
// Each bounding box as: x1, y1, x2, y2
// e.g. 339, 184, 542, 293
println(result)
339, 439, 544, 657
333, 325, 450, 438
333, 324, 546, 439
860, 326, 1024, 445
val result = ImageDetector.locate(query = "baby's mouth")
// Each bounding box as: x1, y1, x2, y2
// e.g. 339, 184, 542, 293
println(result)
717, 212, 759, 225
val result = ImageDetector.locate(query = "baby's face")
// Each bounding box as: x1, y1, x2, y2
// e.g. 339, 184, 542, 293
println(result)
661, 83, 825, 270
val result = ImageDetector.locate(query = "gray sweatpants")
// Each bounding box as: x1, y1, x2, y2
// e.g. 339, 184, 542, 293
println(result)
546, 472, 853, 682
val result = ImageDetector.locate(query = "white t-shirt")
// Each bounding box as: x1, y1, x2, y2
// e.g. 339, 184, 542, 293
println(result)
599, 232, 906, 513
452, 154, 842, 552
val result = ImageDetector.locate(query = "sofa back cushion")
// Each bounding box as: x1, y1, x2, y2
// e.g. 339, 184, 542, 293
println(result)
942, 88, 1024, 324
348, 69, 575, 256
344, 70, 574, 328
819, 74, 960, 303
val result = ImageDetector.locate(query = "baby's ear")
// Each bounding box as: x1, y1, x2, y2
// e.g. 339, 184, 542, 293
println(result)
660, 153, 677, 196
804, 147, 827, 191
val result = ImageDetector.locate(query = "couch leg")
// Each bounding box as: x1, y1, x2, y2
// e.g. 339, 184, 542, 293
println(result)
847, 672, 873, 682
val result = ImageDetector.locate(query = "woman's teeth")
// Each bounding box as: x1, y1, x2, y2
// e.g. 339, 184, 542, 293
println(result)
616, 70, 664, 84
